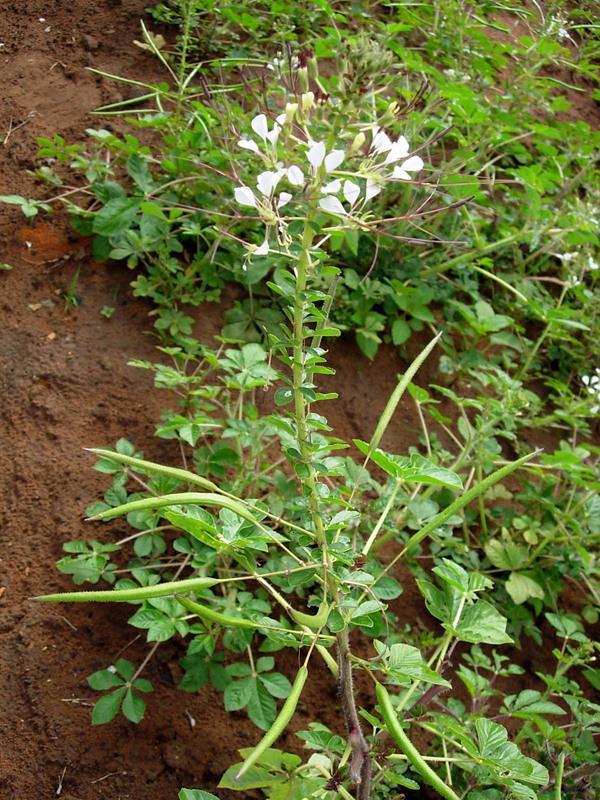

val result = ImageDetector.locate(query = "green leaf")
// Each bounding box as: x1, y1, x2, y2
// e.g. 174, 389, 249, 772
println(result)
505, 573, 544, 605
127, 154, 154, 192
392, 318, 411, 345
179, 791, 220, 800
121, 688, 146, 723
164, 507, 221, 550
247, 681, 277, 730
219, 764, 281, 791
475, 718, 549, 785
93, 197, 142, 236
454, 601, 512, 645
91, 688, 126, 725
258, 672, 293, 699
502, 690, 565, 718
87, 669, 124, 690
353, 441, 462, 490
224, 678, 253, 712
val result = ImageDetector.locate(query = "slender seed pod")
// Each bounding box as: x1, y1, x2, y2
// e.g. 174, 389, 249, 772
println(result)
290, 601, 330, 630
400, 450, 539, 554
236, 664, 309, 780
375, 682, 461, 800
177, 596, 259, 630
86, 493, 283, 542
34, 576, 219, 604
86, 448, 218, 491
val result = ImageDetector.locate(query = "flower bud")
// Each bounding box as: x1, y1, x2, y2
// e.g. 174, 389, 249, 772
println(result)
298, 66, 309, 93
380, 101, 400, 126
285, 102, 298, 124
308, 56, 319, 82
301, 91, 315, 112
350, 131, 366, 154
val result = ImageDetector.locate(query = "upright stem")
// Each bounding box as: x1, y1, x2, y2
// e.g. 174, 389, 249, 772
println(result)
292, 222, 371, 797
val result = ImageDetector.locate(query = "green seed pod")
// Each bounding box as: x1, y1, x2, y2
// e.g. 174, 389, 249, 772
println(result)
177, 596, 258, 629
34, 576, 219, 604
87, 492, 282, 541
376, 682, 461, 800
290, 601, 330, 630
86, 448, 218, 491
236, 664, 309, 779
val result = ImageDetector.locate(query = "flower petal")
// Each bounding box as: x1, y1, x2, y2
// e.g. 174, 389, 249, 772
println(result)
277, 192, 292, 208
391, 167, 411, 181
287, 165, 305, 186
343, 180, 360, 207
319, 196, 347, 216
322, 179, 342, 194
384, 136, 410, 164
400, 155, 424, 173
307, 141, 326, 172
257, 170, 282, 197
266, 123, 281, 146
234, 186, 257, 207
254, 239, 269, 256
276, 112, 286, 126
324, 149, 345, 173
238, 138, 260, 153
251, 114, 269, 142
365, 178, 382, 201
372, 130, 392, 154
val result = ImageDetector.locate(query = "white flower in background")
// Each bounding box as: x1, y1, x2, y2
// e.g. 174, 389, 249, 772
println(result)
306, 141, 345, 175
582, 369, 600, 414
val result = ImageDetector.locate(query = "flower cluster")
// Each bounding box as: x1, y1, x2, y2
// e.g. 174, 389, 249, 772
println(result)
582, 369, 600, 415
233, 110, 426, 257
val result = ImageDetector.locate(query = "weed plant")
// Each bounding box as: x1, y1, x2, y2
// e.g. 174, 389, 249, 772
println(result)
2, 0, 599, 797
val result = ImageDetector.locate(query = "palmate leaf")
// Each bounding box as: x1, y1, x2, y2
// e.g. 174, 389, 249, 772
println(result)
475, 718, 549, 786
354, 440, 463, 490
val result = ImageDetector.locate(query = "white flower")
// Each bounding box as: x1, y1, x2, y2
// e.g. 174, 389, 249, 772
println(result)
277, 192, 292, 209
238, 138, 260, 154
343, 180, 360, 208
306, 141, 345, 175
582, 369, 600, 414
250, 113, 281, 146
322, 179, 342, 194
384, 136, 410, 164
254, 239, 270, 256
319, 196, 347, 216
392, 155, 424, 181
235, 186, 258, 207
325, 149, 345, 172
366, 177, 382, 201
307, 142, 326, 173
287, 165, 305, 186
371, 128, 392, 154
257, 170, 283, 197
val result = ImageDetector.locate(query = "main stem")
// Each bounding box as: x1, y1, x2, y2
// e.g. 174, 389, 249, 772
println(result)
292, 222, 371, 798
